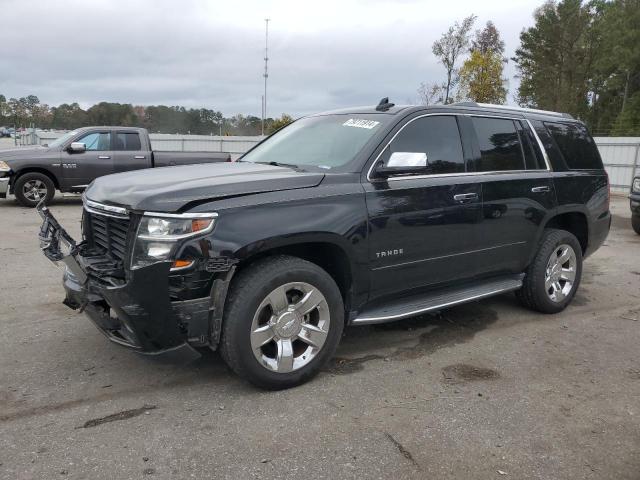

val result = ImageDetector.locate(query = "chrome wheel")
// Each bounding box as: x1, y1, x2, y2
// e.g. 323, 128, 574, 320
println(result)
22, 179, 48, 201
545, 244, 577, 303
250, 282, 330, 373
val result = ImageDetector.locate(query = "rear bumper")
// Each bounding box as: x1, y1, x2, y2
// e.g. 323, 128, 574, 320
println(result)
0, 177, 9, 199
585, 210, 611, 258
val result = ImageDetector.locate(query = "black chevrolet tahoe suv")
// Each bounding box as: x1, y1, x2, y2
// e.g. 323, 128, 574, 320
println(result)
38, 100, 611, 389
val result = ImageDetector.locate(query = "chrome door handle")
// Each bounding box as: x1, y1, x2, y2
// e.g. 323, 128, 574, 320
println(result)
134, 155, 146, 159
98, 155, 111, 159
531, 186, 550, 193
453, 193, 479, 202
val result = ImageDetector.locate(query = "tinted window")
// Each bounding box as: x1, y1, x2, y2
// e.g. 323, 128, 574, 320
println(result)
77, 132, 110, 151
114, 132, 141, 151
383, 115, 465, 174
472, 117, 524, 171
544, 122, 602, 170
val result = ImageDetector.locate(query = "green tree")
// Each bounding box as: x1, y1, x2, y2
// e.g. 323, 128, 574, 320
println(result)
267, 114, 294, 134
458, 50, 507, 103
513, 0, 594, 118
589, 0, 640, 134
472, 20, 505, 56
457, 21, 507, 103
432, 15, 477, 104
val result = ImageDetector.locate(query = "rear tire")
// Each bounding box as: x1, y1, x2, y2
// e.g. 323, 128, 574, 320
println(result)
220, 255, 344, 389
632, 215, 640, 235
14, 172, 55, 207
517, 229, 583, 314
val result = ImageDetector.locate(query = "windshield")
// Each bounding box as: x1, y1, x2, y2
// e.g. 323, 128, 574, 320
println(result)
241, 114, 389, 170
48, 131, 79, 148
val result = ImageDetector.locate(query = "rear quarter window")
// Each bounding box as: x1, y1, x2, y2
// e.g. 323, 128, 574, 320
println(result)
544, 122, 603, 170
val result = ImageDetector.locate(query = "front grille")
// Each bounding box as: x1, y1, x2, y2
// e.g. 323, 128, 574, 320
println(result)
87, 212, 131, 262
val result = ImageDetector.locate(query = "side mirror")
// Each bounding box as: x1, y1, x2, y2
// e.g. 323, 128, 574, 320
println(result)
375, 152, 429, 177
68, 142, 86, 153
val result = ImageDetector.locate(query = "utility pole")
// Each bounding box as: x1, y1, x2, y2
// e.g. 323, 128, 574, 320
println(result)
261, 18, 270, 136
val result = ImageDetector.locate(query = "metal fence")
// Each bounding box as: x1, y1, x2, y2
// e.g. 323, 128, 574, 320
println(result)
593, 137, 639, 193
13, 130, 640, 193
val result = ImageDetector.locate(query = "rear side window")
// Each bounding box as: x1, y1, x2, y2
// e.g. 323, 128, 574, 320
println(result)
383, 115, 465, 174
471, 117, 524, 171
114, 132, 142, 151
544, 122, 602, 170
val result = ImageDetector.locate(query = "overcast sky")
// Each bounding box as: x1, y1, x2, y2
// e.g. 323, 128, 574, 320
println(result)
0, 0, 542, 117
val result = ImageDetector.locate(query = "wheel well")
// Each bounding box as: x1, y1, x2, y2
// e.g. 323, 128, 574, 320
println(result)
545, 212, 588, 254
236, 242, 353, 309
12, 168, 60, 190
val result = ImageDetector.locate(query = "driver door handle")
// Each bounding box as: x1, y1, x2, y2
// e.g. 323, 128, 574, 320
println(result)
453, 193, 479, 202
531, 186, 550, 193
98, 155, 111, 159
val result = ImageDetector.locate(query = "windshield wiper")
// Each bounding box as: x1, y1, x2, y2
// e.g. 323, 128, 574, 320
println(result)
256, 161, 301, 169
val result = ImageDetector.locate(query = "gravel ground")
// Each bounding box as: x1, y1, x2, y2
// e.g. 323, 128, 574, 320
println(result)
0, 194, 638, 480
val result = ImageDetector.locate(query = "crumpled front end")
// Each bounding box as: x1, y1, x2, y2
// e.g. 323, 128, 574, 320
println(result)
37, 202, 234, 362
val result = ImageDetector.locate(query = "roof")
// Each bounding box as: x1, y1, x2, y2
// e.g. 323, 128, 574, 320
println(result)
313, 102, 575, 122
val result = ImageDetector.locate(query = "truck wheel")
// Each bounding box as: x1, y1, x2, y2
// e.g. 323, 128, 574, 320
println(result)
220, 255, 344, 389
632, 215, 640, 235
14, 172, 55, 207
517, 229, 583, 314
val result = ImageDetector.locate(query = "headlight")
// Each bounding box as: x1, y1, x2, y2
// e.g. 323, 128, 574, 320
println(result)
131, 212, 217, 270
633, 178, 640, 193
0, 160, 11, 173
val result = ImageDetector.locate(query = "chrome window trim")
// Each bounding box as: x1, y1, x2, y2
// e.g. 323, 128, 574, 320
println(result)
366, 112, 553, 183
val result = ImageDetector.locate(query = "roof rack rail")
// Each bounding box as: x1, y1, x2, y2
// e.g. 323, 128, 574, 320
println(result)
452, 102, 573, 119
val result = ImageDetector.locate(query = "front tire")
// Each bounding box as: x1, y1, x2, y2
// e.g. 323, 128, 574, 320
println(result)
632, 215, 640, 235
517, 229, 583, 314
14, 172, 55, 207
220, 255, 344, 389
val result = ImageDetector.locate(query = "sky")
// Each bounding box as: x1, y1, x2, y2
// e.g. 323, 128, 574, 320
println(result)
0, 0, 543, 118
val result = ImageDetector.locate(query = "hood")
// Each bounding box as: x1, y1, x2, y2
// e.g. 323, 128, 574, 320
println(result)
85, 162, 325, 212
0, 146, 48, 162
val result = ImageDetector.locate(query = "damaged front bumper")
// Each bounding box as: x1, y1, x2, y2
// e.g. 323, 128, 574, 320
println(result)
37, 204, 233, 363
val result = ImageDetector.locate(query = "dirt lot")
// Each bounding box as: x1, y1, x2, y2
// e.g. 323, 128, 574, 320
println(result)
1, 194, 639, 480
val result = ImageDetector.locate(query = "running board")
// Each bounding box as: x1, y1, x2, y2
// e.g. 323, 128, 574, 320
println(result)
352, 274, 524, 325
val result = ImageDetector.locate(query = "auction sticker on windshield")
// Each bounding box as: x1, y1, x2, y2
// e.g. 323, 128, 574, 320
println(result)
342, 118, 380, 129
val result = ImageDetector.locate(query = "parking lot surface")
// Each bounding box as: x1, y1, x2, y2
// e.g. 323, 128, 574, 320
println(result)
1, 195, 639, 480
